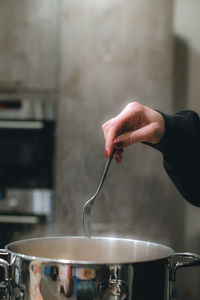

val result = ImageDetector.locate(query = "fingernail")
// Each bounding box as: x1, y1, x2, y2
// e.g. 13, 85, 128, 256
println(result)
114, 140, 123, 148
105, 149, 109, 157
114, 156, 120, 163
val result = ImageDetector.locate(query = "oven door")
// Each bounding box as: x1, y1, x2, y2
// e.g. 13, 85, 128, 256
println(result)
0, 120, 54, 188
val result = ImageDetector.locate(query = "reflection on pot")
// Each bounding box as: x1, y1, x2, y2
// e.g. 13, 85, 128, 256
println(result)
28, 263, 131, 300
98, 279, 128, 299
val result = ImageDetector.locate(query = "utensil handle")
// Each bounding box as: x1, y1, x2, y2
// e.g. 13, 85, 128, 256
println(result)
170, 252, 200, 281
92, 126, 123, 199
94, 154, 113, 197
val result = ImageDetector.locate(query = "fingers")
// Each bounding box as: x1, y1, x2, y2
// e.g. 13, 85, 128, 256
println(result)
113, 149, 124, 163
102, 102, 165, 164
102, 120, 125, 162
113, 123, 162, 148
102, 120, 123, 158
102, 102, 144, 157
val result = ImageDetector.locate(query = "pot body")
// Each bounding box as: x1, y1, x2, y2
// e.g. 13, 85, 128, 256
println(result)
1, 236, 199, 300
7, 256, 170, 300
1, 236, 200, 300
0, 236, 175, 300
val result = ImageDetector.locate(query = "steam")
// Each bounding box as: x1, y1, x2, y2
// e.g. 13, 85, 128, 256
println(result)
10, 0, 174, 248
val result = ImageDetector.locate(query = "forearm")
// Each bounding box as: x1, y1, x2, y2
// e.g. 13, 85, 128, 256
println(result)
153, 110, 200, 206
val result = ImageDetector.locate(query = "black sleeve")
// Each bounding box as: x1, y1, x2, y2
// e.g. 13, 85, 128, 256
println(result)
153, 110, 200, 206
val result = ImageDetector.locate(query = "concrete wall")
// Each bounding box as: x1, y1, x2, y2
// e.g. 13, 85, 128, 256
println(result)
0, 0, 59, 93
54, 0, 175, 247
0, 0, 176, 247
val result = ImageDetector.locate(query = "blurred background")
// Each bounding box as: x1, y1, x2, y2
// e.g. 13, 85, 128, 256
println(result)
0, 0, 200, 299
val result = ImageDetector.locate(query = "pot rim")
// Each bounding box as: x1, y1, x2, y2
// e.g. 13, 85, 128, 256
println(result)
5, 236, 175, 265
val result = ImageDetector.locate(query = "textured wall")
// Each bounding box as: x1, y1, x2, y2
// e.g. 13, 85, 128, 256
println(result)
0, 0, 58, 91
54, 0, 174, 245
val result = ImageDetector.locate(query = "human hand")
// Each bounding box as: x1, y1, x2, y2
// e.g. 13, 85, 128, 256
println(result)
102, 102, 165, 163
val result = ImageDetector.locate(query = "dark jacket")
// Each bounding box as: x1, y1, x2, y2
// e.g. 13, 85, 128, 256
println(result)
153, 110, 200, 206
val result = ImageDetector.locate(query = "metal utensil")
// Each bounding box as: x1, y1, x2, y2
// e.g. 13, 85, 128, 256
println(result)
82, 152, 114, 237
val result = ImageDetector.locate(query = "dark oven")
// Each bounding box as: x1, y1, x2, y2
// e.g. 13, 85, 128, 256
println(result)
0, 119, 54, 189
0, 99, 55, 247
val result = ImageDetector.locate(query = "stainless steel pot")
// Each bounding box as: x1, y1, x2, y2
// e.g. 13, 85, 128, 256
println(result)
0, 236, 200, 300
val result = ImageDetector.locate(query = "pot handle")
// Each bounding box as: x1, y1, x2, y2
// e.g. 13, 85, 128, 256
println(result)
0, 249, 9, 280
170, 252, 200, 282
